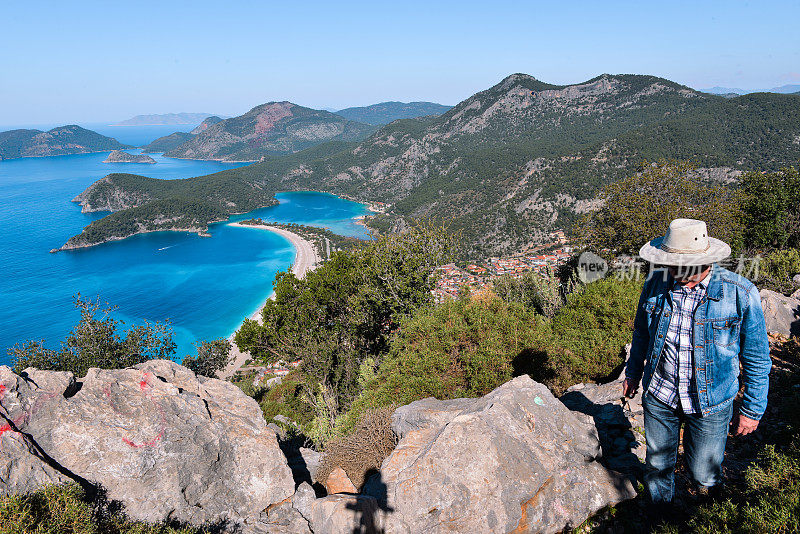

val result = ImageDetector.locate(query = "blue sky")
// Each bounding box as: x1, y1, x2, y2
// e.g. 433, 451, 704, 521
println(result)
1, 0, 798, 125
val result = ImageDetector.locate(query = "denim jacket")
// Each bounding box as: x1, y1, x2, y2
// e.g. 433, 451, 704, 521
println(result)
625, 263, 771, 420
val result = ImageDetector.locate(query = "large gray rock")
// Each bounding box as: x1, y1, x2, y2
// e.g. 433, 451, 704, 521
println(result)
0, 360, 295, 528
366, 375, 635, 534
760, 289, 800, 337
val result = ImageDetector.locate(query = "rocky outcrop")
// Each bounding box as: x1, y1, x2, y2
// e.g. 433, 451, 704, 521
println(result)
362, 375, 635, 534
0, 360, 295, 528
103, 150, 157, 163
1, 359, 644, 533
760, 289, 800, 337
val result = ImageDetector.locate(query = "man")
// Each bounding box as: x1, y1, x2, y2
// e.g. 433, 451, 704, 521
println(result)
623, 218, 771, 511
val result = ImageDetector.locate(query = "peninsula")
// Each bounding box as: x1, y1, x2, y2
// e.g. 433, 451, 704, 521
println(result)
0, 125, 130, 160
103, 150, 156, 164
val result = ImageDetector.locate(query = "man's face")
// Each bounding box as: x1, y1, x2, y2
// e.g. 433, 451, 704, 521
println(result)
668, 264, 711, 283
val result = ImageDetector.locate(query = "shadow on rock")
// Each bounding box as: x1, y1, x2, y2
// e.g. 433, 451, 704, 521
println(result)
560, 388, 645, 485
350, 468, 394, 534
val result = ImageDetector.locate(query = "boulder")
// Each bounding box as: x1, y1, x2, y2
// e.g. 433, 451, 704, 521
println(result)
324, 466, 357, 494
760, 289, 800, 337
0, 360, 295, 528
309, 493, 385, 534
793, 273, 800, 288
366, 375, 635, 534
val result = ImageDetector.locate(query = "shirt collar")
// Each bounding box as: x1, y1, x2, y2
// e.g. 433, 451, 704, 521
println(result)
671, 276, 708, 293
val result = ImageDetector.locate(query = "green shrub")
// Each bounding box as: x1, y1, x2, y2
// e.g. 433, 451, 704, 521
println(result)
0, 483, 199, 534
576, 160, 744, 255
542, 276, 642, 392
336, 276, 642, 437
8, 295, 175, 377
182, 339, 232, 378
758, 248, 800, 295
740, 167, 800, 250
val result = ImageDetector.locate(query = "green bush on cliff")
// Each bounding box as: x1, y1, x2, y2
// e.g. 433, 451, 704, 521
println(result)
182, 338, 232, 378
740, 166, 800, 250
758, 248, 800, 295
333, 276, 642, 437
0, 483, 199, 534
8, 295, 176, 377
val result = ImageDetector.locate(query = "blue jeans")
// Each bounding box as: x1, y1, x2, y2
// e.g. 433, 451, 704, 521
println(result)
643, 392, 733, 502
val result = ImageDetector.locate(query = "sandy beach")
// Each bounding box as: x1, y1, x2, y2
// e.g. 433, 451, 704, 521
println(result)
219, 223, 321, 379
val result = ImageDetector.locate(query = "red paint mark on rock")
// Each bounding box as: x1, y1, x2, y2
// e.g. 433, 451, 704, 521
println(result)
139, 372, 152, 392
105, 371, 166, 450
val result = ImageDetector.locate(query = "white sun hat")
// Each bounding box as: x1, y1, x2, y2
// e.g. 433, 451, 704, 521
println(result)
639, 218, 731, 266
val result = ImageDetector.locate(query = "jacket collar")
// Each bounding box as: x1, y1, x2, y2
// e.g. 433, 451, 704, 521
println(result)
706, 263, 723, 301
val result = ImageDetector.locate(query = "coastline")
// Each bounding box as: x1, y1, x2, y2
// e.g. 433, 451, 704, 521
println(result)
219, 223, 322, 379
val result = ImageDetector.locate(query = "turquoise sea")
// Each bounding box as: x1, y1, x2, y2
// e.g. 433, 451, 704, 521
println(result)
0, 125, 368, 366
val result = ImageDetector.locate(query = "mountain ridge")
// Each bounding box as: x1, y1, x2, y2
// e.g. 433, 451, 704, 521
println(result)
64, 72, 800, 256
334, 101, 452, 125
161, 102, 377, 161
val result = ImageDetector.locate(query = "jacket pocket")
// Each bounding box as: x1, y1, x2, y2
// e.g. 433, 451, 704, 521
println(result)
711, 317, 741, 348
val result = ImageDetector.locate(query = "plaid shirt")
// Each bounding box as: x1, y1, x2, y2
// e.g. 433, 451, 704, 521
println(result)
647, 277, 708, 414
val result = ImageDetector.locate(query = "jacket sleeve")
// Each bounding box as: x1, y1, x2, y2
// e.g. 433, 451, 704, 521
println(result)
738, 285, 772, 420
625, 280, 651, 385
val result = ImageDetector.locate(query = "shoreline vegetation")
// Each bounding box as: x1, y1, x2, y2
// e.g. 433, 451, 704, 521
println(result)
219, 222, 324, 379
219, 219, 369, 379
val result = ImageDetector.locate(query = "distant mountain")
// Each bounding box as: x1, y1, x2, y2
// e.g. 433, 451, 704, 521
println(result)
163, 102, 377, 161
140, 132, 194, 153
0, 125, 130, 160
112, 113, 220, 126
770, 84, 800, 94
189, 116, 223, 134
701, 84, 800, 95
64, 73, 800, 256
140, 116, 224, 153
701, 86, 752, 95
334, 101, 452, 125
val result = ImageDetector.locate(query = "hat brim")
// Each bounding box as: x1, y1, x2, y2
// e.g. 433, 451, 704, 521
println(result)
639, 236, 731, 266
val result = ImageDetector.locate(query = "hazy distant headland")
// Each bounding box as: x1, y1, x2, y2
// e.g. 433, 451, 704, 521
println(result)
112, 112, 222, 126
0, 125, 129, 160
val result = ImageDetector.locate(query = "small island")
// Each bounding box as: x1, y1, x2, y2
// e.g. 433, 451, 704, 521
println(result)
103, 150, 157, 164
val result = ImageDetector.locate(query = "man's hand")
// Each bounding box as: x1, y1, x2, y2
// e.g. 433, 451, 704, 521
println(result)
622, 378, 638, 398
731, 413, 759, 436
